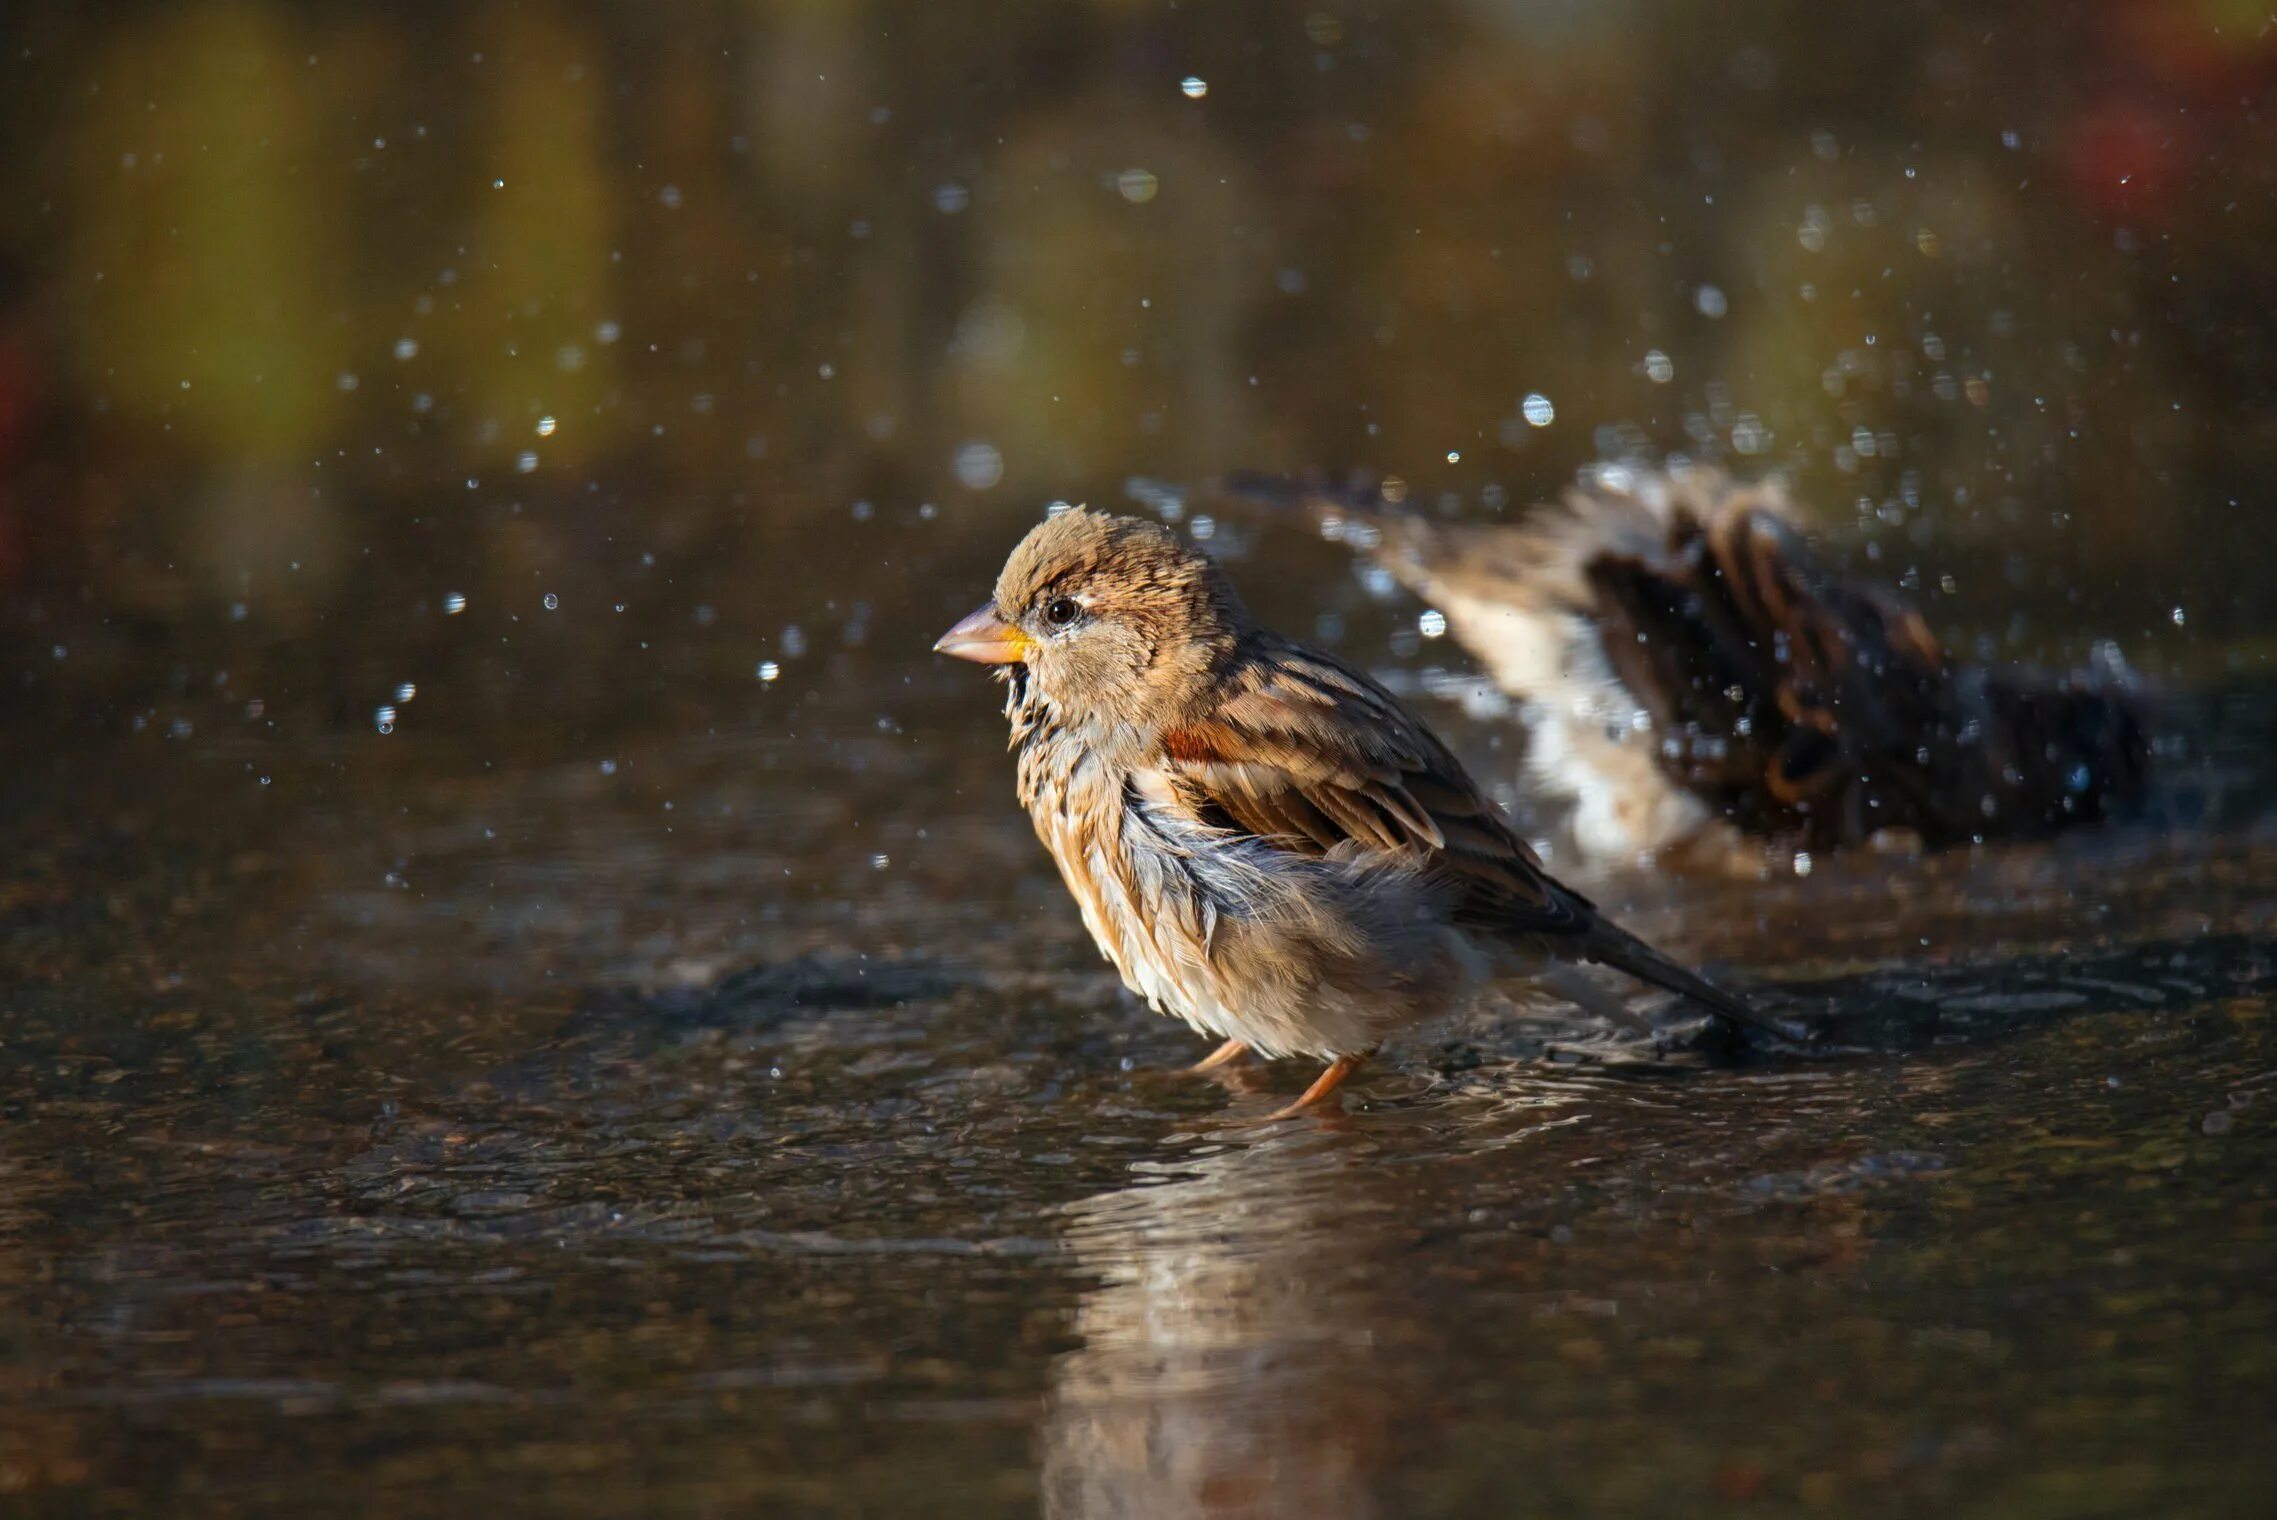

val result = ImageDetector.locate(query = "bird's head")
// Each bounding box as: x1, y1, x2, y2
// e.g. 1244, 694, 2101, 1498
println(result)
934, 507, 1247, 733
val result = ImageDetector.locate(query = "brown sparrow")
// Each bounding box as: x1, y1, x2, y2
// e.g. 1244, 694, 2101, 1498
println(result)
935, 507, 1777, 1116
1225, 466, 2149, 866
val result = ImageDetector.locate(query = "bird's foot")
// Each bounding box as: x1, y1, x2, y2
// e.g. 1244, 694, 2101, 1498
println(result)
1265, 1050, 1373, 1120
1187, 1038, 1252, 1073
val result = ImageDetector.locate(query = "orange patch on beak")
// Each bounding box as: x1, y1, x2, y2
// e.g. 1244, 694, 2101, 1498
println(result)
933, 602, 1032, 664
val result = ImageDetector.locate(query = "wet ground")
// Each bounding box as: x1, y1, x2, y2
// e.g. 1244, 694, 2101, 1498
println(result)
4, 606, 2274, 1517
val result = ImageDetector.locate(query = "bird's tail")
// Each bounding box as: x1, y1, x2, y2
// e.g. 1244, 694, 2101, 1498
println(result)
1580, 919, 1797, 1042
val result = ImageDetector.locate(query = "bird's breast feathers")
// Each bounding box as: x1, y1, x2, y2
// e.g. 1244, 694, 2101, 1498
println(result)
1016, 727, 1471, 1056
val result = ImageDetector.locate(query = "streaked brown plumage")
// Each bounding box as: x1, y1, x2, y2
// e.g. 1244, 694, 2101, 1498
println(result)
1224, 466, 2149, 864
935, 507, 1775, 1114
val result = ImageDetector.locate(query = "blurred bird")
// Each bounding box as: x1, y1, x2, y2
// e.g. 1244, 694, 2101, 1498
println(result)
1221, 467, 2149, 867
934, 507, 1781, 1116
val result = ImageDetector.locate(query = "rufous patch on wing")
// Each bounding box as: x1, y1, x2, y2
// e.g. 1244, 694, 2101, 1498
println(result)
1161, 724, 1229, 764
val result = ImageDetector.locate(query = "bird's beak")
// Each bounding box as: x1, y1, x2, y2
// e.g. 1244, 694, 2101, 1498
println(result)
933, 602, 1032, 665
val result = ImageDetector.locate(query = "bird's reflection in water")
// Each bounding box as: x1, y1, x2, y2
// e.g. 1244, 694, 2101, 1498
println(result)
1040, 1129, 1405, 1520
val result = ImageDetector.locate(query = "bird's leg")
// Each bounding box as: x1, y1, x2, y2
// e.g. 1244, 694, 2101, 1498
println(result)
1188, 1038, 1252, 1073
1267, 1049, 1374, 1120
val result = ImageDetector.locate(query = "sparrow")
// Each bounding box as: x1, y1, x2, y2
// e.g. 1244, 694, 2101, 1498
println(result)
1223, 466, 2149, 867
934, 506, 1778, 1116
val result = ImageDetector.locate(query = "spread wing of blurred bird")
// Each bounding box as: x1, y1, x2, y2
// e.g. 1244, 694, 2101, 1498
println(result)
1218, 466, 2148, 864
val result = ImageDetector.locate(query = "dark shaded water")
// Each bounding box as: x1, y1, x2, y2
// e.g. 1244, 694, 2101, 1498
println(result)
5, 658, 2274, 1516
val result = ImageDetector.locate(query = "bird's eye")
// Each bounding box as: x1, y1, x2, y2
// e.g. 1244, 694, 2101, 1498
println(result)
1041, 596, 1083, 629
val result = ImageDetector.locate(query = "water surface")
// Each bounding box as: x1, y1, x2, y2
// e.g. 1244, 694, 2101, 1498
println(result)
5, 660, 2272, 1517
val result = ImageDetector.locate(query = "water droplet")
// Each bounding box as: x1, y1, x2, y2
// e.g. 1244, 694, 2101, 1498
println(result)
374, 706, 397, 734
1180, 75, 1209, 99
1445, 450, 1461, 463
870, 853, 891, 870
953, 441, 1004, 489
535, 415, 557, 438
1793, 851, 1814, 877
657, 184, 682, 209
543, 592, 560, 611
395, 682, 417, 702
1521, 393, 1555, 427
2170, 606, 2187, 627
599, 758, 617, 775
443, 593, 467, 615
1419, 610, 1448, 639
336, 371, 360, 392
595, 320, 621, 344
781, 625, 808, 658
517, 451, 539, 474
1643, 349, 1674, 384
1694, 284, 1729, 319
933, 182, 970, 214
1116, 168, 1159, 204
393, 337, 419, 361
757, 661, 781, 683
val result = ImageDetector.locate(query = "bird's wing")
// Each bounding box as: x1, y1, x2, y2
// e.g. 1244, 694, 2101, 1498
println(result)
1151, 633, 1786, 1037
1583, 502, 1966, 843
1152, 635, 1593, 938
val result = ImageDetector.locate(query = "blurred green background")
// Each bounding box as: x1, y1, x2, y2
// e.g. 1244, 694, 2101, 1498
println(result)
2, 0, 2273, 725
